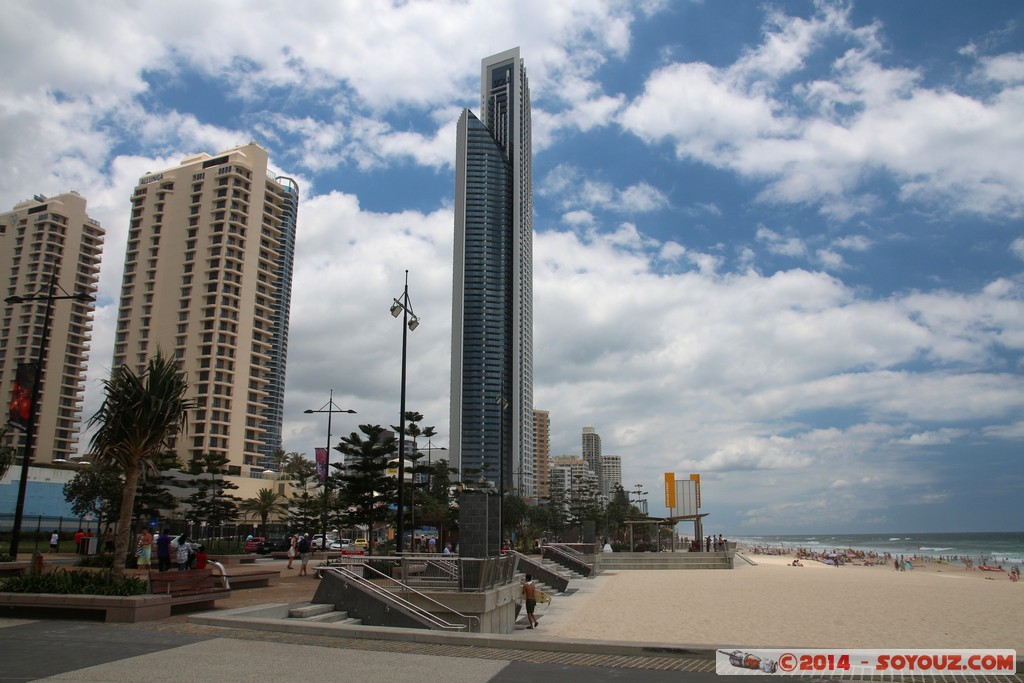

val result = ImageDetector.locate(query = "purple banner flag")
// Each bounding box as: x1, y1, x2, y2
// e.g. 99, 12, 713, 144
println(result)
315, 448, 328, 484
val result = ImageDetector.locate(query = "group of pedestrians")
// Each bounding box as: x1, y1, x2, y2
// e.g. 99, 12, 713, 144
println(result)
135, 528, 201, 571
285, 533, 312, 576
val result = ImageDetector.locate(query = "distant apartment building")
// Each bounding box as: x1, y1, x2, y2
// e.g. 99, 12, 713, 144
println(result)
113, 142, 298, 476
533, 409, 549, 500
0, 192, 102, 463
601, 454, 622, 499
582, 426, 603, 497
548, 454, 597, 497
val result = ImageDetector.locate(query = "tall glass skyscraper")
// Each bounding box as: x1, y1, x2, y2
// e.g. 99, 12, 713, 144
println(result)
257, 175, 299, 468
451, 48, 535, 498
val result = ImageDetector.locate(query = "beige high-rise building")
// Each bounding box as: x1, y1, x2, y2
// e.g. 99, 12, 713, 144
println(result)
601, 454, 621, 499
114, 142, 298, 476
548, 454, 597, 494
532, 409, 549, 500
1, 192, 103, 463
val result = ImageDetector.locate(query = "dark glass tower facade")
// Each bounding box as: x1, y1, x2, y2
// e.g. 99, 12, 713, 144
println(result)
258, 176, 299, 467
451, 48, 535, 498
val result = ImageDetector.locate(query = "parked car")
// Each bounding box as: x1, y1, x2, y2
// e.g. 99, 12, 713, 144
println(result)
243, 537, 265, 552
310, 535, 339, 550
340, 544, 366, 556
353, 538, 369, 548
256, 536, 292, 554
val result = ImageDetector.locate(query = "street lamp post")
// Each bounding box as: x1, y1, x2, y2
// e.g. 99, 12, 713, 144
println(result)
4, 274, 94, 559
423, 439, 446, 486
631, 484, 649, 516
390, 270, 420, 555
304, 390, 355, 553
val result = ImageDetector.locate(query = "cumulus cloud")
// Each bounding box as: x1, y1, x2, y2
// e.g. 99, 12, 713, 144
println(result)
540, 164, 670, 218
617, 3, 1024, 219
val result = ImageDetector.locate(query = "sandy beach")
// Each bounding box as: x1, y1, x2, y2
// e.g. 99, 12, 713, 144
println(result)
539, 552, 1023, 652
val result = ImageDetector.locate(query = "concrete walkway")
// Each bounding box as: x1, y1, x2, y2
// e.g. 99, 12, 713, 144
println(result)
0, 553, 721, 682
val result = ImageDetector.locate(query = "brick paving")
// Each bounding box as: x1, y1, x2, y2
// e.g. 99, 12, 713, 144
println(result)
113, 554, 718, 673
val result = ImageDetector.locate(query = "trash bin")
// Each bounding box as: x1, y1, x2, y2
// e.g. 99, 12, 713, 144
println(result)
80, 536, 98, 555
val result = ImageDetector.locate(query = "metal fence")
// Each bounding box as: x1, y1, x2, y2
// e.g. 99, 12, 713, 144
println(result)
0, 513, 290, 554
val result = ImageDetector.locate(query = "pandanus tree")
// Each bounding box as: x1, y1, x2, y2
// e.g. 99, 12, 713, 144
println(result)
86, 352, 194, 576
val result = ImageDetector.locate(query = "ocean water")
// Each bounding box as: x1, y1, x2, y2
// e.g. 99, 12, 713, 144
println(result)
730, 532, 1024, 565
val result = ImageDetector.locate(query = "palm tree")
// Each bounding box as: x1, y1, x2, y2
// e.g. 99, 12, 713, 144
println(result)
239, 488, 290, 529
283, 452, 310, 479
86, 352, 194, 576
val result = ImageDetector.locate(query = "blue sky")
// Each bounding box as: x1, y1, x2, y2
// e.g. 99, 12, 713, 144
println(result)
2, 1, 1023, 534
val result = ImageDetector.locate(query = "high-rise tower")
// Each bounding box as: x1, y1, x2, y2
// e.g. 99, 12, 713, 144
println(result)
451, 47, 534, 497
257, 175, 298, 467
0, 192, 103, 463
533, 409, 550, 500
582, 426, 603, 498
113, 142, 297, 475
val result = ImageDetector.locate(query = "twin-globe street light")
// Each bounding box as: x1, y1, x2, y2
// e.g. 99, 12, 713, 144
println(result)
4, 275, 95, 559
303, 389, 355, 553
390, 270, 419, 554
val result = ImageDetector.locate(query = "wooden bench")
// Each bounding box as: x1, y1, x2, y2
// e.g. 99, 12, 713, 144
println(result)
209, 564, 280, 589
149, 568, 230, 613
150, 568, 224, 595
207, 554, 258, 565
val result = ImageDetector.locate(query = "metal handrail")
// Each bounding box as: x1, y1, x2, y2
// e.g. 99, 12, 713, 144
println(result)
394, 553, 462, 584
546, 543, 589, 563
543, 544, 594, 577
330, 564, 478, 632
321, 554, 517, 591
206, 560, 230, 589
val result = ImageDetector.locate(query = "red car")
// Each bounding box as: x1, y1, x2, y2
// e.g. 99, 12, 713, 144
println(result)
243, 537, 265, 552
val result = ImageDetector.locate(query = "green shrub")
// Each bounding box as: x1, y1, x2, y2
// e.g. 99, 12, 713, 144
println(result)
0, 568, 147, 596
76, 554, 114, 568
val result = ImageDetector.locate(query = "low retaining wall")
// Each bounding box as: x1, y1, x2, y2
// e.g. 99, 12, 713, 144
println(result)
0, 592, 180, 623
598, 551, 734, 570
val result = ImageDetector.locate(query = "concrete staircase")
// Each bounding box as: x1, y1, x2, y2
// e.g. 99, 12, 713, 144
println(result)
539, 557, 588, 581
597, 552, 733, 570
287, 603, 362, 625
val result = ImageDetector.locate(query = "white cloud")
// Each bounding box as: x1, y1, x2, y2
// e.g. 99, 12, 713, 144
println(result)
833, 234, 873, 252
540, 164, 669, 217
1011, 236, 1024, 260
755, 226, 808, 258
617, 4, 1024, 219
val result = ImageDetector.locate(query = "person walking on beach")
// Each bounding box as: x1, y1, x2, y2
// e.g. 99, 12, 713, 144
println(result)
49, 530, 59, 553
521, 574, 539, 629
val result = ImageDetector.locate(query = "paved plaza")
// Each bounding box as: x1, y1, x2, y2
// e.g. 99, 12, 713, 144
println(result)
0, 554, 721, 683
